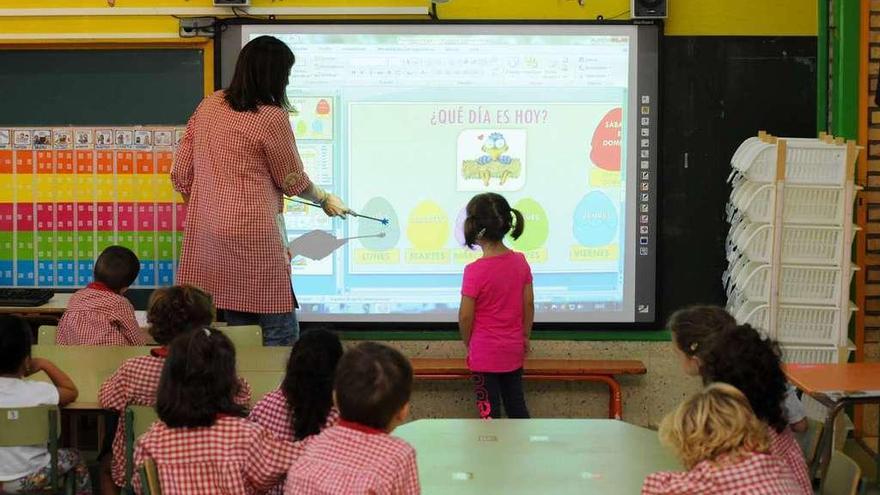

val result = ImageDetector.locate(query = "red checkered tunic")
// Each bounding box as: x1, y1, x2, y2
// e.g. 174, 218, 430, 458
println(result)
248, 389, 341, 495
283, 420, 420, 495
769, 427, 812, 495
99, 349, 252, 487
133, 416, 297, 495
641, 452, 805, 495
172, 91, 313, 313
56, 284, 146, 346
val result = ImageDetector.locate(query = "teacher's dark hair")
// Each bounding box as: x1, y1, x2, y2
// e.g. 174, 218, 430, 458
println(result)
281, 327, 343, 441
156, 328, 247, 428
225, 35, 294, 112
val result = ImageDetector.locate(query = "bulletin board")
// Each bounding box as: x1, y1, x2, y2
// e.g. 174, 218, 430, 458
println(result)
0, 127, 186, 288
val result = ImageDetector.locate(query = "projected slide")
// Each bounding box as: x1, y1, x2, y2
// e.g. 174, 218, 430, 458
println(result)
236, 24, 658, 323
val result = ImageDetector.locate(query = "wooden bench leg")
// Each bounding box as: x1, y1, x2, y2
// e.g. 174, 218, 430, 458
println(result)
525, 375, 623, 419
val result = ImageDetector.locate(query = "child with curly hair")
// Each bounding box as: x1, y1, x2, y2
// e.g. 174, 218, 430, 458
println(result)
642, 383, 805, 495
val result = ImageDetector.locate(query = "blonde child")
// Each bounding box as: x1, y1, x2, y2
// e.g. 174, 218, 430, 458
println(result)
0, 315, 91, 494
642, 383, 805, 494
57, 245, 146, 345
459, 192, 534, 419
249, 328, 343, 494
134, 328, 294, 494
283, 342, 419, 494
99, 285, 251, 493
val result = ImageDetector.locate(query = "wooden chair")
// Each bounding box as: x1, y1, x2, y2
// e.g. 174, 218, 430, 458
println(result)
794, 418, 824, 466
820, 451, 861, 495
221, 325, 263, 347
0, 406, 74, 494
139, 457, 162, 495
124, 405, 159, 494
37, 325, 57, 345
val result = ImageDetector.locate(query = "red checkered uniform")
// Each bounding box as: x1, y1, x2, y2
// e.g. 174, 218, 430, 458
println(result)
133, 416, 296, 495
99, 349, 252, 487
769, 427, 812, 494
283, 420, 420, 495
248, 389, 341, 495
641, 452, 806, 495
56, 284, 146, 346
172, 91, 313, 313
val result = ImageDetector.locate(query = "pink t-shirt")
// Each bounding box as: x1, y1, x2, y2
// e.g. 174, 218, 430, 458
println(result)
462, 250, 533, 373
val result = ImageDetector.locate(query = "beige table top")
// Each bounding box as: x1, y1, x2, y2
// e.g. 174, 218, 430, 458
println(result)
394, 419, 680, 495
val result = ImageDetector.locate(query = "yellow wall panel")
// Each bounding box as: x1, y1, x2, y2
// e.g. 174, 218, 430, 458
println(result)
663, 0, 816, 36
0, 175, 13, 202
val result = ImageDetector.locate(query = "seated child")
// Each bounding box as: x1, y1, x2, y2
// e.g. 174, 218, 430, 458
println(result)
249, 328, 343, 495
668, 305, 808, 433
283, 342, 419, 495
0, 315, 92, 494
642, 383, 805, 495
99, 285, 251, 492
57, 245, 146, 345
134, 328, 295, 494
694, 322, 812, 494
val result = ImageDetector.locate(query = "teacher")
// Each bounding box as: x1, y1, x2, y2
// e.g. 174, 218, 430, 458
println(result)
171, 36, 346, 345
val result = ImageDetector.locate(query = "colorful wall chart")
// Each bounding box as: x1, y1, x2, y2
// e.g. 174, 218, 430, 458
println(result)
0, 127, 186, 288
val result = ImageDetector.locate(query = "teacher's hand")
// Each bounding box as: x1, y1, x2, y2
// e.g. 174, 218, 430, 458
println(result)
323, 193, 349, 218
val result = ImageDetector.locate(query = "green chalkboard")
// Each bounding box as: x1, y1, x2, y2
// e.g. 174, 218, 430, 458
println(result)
0, 48, 204, 126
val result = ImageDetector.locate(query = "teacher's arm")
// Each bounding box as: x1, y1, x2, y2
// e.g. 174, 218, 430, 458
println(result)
170, 120, 195, 204
263, 108, 347, 217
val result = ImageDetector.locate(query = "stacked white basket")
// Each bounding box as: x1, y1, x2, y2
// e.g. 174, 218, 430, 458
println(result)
724, 133, 860, 365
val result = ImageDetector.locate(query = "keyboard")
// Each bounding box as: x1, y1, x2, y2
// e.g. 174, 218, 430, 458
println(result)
0, 288, 55, 307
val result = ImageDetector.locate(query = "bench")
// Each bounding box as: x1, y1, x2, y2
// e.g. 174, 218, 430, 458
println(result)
410, 358, 647, 419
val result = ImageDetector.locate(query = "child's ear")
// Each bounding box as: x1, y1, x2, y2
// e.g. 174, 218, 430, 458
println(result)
397, 401, 411, 423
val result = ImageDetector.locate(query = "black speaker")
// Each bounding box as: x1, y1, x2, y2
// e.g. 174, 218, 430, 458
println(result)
631, 0, 667, 18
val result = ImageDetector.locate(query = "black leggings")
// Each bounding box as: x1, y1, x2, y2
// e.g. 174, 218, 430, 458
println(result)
472, 368, 530, 419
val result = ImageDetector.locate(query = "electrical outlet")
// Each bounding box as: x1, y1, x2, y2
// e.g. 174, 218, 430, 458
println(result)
179, 17, 217, 38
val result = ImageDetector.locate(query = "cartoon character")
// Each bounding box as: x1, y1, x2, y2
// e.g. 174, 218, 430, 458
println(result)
461, 131, 522, 187
477, 132, 512, 165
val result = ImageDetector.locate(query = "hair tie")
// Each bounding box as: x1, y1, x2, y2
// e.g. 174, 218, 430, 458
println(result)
689, 342, 699, 352
203, 328, 211, 337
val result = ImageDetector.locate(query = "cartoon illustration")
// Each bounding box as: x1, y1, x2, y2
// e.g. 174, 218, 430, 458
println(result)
461, 132, 523, 186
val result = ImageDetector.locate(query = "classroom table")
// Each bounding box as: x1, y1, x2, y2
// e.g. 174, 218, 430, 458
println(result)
0, 293, 71, 315
785, 363, 880, 488
394, 419, 679, 495
29, 345, 290, 409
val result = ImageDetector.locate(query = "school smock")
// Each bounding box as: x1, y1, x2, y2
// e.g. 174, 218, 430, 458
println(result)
248, 389, 340, 495
133, 416, 296, 495
641, 452, 806, 495
98, 347, 253, 487
171, 91, 313, 314
56, 282, 146, 346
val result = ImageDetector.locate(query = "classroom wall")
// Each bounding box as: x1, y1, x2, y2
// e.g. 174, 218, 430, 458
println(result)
1, 0, 815, 427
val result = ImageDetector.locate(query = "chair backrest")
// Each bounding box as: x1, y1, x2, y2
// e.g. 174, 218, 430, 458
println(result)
221, 325, 263, 347
37, 325, 57, 345
140, 457, 162, 495
821, 451, 861, 495
128, 405, 159, 440
794, 418, 824, 465
0, 405, 57, 446
0, 406, 61, 490
125, 405, 160, 491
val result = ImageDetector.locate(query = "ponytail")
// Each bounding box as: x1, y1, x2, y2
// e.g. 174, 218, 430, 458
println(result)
510, 208, 525, 240
281, 328, 343, 441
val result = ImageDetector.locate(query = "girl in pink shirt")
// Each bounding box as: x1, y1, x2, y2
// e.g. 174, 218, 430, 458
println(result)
459, 193, 534, 419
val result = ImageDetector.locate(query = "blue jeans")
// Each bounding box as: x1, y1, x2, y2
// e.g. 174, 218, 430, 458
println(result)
223, 309, 299, 346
